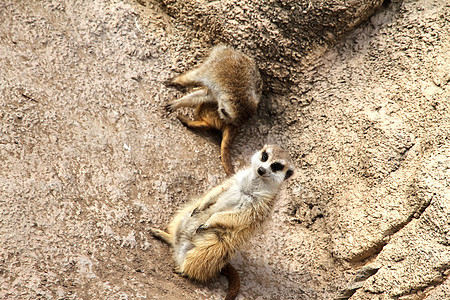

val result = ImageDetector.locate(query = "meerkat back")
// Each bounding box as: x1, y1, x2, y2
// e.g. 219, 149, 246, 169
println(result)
202, 46, 262, 112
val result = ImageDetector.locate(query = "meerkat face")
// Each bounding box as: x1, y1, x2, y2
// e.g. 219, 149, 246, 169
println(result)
251, 145, 295, 186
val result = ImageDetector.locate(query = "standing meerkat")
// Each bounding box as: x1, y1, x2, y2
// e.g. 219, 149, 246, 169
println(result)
165, 45, 263, 176
150, 145, 294, 300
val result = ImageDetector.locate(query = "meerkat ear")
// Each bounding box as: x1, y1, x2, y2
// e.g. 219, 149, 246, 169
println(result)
284, 169, 294, 180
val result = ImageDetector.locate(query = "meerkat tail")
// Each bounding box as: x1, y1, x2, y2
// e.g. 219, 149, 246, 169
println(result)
220, 125, 239, 176
149, 228, 172, 245
221, 263, 240, 300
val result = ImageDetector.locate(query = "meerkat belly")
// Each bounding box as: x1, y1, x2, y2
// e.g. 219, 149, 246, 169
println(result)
211, 187, 251, 213
173, 213, 210, 266
200, 77, 224, 98
174, 240, 194, 267
196, 102, 226, 130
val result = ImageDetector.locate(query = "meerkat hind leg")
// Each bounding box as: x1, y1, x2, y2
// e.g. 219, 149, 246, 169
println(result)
177, 115, 222, 145
176, 116, 212, 131
149, 228, 172, 245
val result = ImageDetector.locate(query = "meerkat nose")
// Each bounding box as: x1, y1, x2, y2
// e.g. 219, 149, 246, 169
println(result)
257, 167, 266, 176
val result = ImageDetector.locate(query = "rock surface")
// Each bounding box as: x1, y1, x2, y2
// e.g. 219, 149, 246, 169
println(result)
155, 0, 385, 90
0, 0, 449, 299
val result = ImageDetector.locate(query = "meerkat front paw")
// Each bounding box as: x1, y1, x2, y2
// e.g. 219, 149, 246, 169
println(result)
196, 224, 209, 233
170, 74, 185, 86
191, 207, 200, 216
163, 79, 175, 87
163, 102, 176, 113
163, 76, 181, 87
176, 115, 191, 126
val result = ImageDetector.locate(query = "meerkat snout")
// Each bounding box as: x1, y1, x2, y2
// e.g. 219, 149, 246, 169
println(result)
257, 167, 266, 176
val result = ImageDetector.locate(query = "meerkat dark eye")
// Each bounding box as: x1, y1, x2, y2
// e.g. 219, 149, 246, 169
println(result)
261, 151, 268, 162
221, 108, 229, 118
284, 169, 294, 180
270, 162, 284, 172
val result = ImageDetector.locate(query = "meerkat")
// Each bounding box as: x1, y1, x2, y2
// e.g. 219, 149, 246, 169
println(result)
150, 145, 294, 300
165, 45, 263, 176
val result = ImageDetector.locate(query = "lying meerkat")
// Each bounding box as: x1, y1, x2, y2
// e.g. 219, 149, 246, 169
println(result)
165, 45, 263, 176
150, 145, 294, 300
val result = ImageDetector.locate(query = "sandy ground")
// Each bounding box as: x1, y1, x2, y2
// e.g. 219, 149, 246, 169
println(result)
1, 0, 449, 299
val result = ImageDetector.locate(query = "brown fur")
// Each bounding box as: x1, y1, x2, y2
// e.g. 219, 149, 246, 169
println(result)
221, 263, 240, 300
165, 45, 262, 175
150, 145, 295, 299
